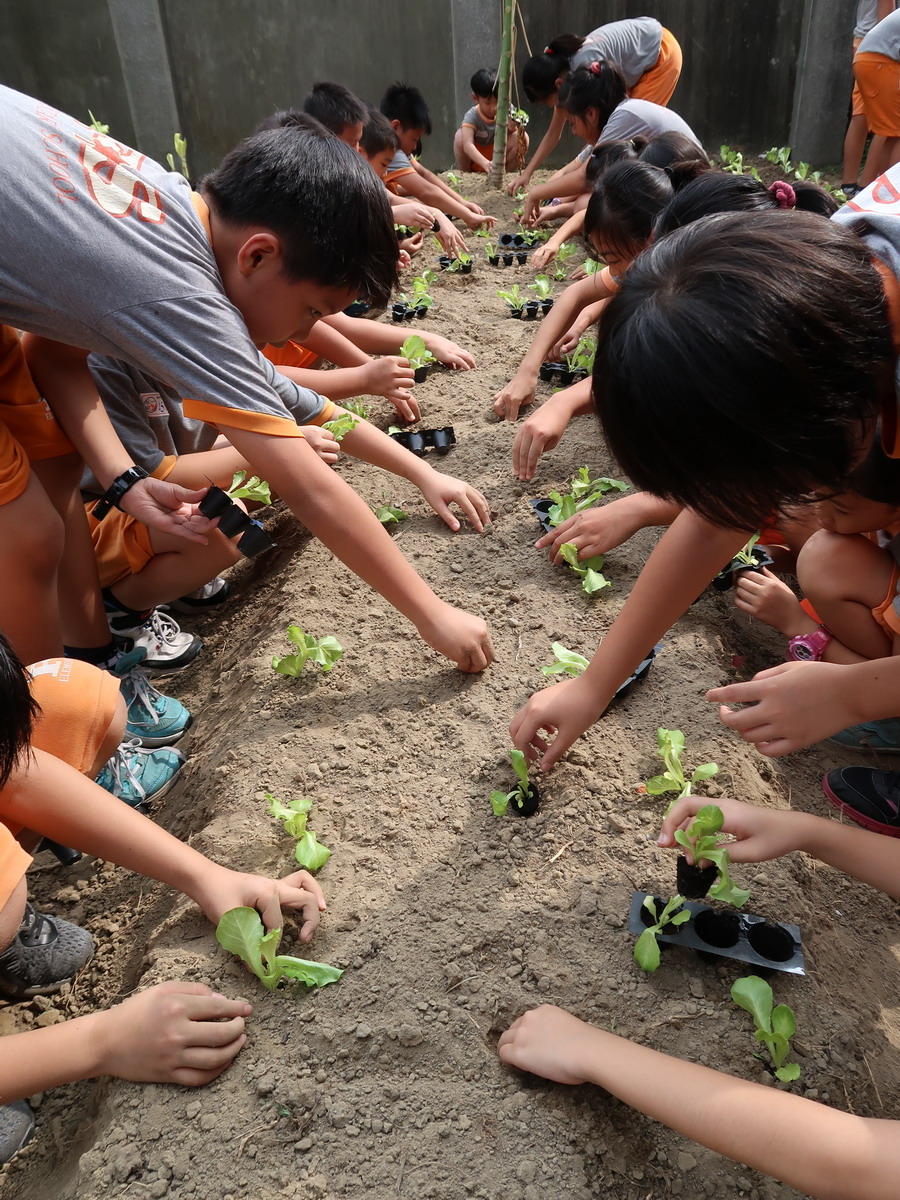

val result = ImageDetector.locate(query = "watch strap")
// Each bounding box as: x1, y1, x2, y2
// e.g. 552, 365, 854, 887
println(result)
92, 466, 149, 521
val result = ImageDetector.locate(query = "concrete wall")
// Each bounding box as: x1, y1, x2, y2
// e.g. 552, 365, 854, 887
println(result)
0, 0, 860, 175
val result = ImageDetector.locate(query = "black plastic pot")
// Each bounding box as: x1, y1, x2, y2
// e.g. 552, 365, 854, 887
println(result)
499, 233, 515, 247
639, 895, 687, 936
391, 304, 407, 323
405, 431, 427, 456
570, 367, 589, 384
199, 485, 232, 519
558, 369, 575, 386
344, 301, 371, 318
413, 365, 429, 384
524, 300, 539, 320
488, 254, 500, 266
404, 307, 416, 321
503, 253, 514, 266
541, 299, 554, 314
415, 304, 428, 318
676, 856, 719, 899
610, 643, 662, 704
513, 233, 526, 247
37, 839, 83, 866
539, 361, 565, 384
428, 426, 456, 454
509, 782, 540, 817
237, 520, 276, 558
508, 307, 523, 319
712, 546, 775, 591
460, 261, 473, 274
516, 253, 528, 266
438, 255, 452, 270
627, 892, 805, 975
216, 504, 253, 538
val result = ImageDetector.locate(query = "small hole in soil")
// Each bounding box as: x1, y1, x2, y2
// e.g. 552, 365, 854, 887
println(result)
747, 921, 794, 962
693, 908, 740, 948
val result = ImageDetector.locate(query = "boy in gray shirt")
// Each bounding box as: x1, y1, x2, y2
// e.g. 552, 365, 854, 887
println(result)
453, 69, 528, 173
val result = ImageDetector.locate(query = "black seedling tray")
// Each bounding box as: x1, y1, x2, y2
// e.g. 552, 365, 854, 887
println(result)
712, 547, 775, 591
628, 891, 805, 975
538, 363, 588, 387
529, 497, 555, 534
389, 426, 456, 457
610, 644, 662, 704
198, 485, 276, 558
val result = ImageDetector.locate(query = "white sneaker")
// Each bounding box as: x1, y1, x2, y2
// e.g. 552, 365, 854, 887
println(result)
162, 576, 230, 616
107, 607, 202, 673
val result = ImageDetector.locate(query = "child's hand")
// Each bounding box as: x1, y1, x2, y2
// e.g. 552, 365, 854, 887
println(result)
733, 567, 806, 635
512, 403, 570, 480
366, 355, 416, 403
493, 371, 537, 421
536, 502, 643, 563
510, 674, 605, 769
119, 477, 215, 545
392, 200, 439, 230
300, 425, 340, 466
418, 471, 490, 532
415, 600, 494, 672
465, 200, 487, 216
530, 243, 557, 271
192, 866, 327, 943
507, 171, 530, 197
522, 192, 543, 228
399, 231, 425, 256
659, 797, 808, 864
464, 211, 496, 231
419, 333, 475, 370
91, 983, 252, 1087
436, 221, 470, 258
498, 1006, 599, 1084
397, 249, 412, 269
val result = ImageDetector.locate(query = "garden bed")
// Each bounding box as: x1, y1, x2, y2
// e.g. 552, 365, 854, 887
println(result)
3, 172, 898, 1200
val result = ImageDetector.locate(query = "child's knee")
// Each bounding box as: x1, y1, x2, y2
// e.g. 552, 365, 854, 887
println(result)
0, 875, 27, 951
798, 529, 888, 602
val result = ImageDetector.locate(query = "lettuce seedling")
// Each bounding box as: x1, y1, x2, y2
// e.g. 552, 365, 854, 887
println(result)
272, 624, 344, 676
541, 641, 589, 677
343, 398, 370, 419
566, 334, 597, 374
490, 749, 533, 815
166, 131, 190, 180
322, 413, 360, 442
448, 250, 473, 272
228, 470, 271, 506
547, 468, 627, 527
375, 504, 408, 526
634, 894, 690, 972
400, 335, 436, 371
646, 729, 718, 802
497, 285, 525, 311
731, 975, 800, 1082
266, 791, 331, 871
559, 542, 610, 595
215, 907, 343, 991
732, 532, 762, 567
673, 804, 750, 908
530, 275, 552, 300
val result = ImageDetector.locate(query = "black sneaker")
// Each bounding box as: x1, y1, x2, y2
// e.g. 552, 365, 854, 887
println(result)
822, 767, 900, 837
0, 1101, 34, 1165
841, 183, 861, 199
0, 903, 95, 998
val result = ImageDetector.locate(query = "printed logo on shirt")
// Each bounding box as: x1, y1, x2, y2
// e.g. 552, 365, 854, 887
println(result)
848, 169, 900, 216
141, 391, 168, 419
28, 658, 72, 683
79, 132, 166, 225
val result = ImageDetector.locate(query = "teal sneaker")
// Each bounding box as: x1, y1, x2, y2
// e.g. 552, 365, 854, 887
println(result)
112, 650, 192, 747
96, 739, 186, 812
0, 1101, 34, 1165
828, 718, 900, 755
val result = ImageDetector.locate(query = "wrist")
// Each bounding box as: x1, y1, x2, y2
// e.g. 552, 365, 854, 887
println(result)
82, 1009, 118, 1079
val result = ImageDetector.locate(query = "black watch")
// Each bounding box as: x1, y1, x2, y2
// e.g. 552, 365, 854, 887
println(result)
92, 466, 150, 521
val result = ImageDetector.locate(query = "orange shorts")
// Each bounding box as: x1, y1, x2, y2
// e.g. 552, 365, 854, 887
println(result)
384, 167, 416, 195
86, 502, 156, 589
0, 325, 74, 466
872, 561, 900, 638
853, 52, 900, 137
851, 38, 867, 119
0, 824, 29, 912
630, 27, 683, 107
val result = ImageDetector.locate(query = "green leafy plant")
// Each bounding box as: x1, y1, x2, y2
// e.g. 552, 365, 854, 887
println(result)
766, 145, 793, 173
530, 275, 552, 300
411, 271, 437, 309
732, 532, 761, 566
498, 285, 525, 311
166, 132, 190, 180
394, 223, 413, 238
322, 413, 360, 442
400, 335, 436, 371
265, 791, 332, 871
483, 240, 496, 259
731, 975, 800, 1082
215, 907, 342, 990
510, 108, 530, 129
513, 204, 524, 221
546, 467, 628, 527
540, 642, 589, 677
646, 729, 719, 802
227, 470, 271, 505
375, 504, 408, 526
566, 334, 597, 374
634, 895, 690, 972
490, 749, 534, 816
87, 110, 110, 134
583, 258, 601, 276
272, 624, 343, 676
559, 542, 609, 595
448, 250, 474, 272
673, 804, 750, 908
446, 170, 461, 191
342, 398, 369, 419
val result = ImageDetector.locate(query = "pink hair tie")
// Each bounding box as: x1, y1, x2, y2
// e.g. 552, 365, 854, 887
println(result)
544, 45, 553, 54
589, 60, 602, 75
769, 180, 796, 209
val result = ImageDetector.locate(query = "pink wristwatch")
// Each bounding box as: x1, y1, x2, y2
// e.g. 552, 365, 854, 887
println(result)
787, 629, 833, 662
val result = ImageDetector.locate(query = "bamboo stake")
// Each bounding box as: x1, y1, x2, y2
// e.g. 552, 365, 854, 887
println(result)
490, 0, 514, 187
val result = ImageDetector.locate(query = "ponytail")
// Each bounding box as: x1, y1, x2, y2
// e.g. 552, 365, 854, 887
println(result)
655, 172, 836, 239
557, 61, 627, 134
523, 34, 582, 102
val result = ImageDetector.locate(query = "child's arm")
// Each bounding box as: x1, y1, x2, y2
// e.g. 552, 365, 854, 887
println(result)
324, 314, 476, 370
276, 356, 419, 423
493, 274, 613, 420
333, 406, 490, 532
537, 490, 682, 556
4, 749, 327, 937
458, 124, 490, 173
499, 1006, 900, 1200
403, 163, 495, 229
511, 379, 595, 480
508, 107, 569, 194
531, 211, 586, 270
510, 509, 749, 767
524, 163, 589, 226
412, 160, 488, 215
226, 425, 494, 671
553, 298, 607, 358
388, 195, 441, 230
0, 983, 251, 1102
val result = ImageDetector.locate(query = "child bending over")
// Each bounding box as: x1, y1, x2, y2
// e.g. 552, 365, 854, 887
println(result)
453, 69, 527, 174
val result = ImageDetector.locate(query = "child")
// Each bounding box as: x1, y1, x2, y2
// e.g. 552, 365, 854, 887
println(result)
510, 17, 683, 195
522, 61, 701, 225
301, 81, 367, 149
453, 68, 526, 173
853, 7, 900, 186
379, 83, 496, 231
499, 795, 900, 1200
842, 0, 896, 196
1, 88, 492, 674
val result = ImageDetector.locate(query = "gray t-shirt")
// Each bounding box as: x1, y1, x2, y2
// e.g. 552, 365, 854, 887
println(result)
570, 17, 663, 89
855, 0, 880, 39
386, 148, 415, 175
858, 8, 900, 56
0, 85, 305, 438
461, 105, 495, 145
597, 99, 701, 148
81, 354, 328, 493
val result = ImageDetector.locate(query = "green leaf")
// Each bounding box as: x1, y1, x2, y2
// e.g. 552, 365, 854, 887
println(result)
271, 954, 343, 988
272, 653, 304, 677
490, 789, 511, 816
308, 635, 343, 673
731, 975, 773, 1035
634, 927, 661, 972
772, 1004, 796, 1041
286, 624, 308, 648
581, 567, 610, 595
228, 471, 272, 505
691, 762, 719, 782
322, 414, 360, 442
375, 505, 408, 526
541, 642, 589, 677
646, 774, 680, 795
400, 335, 435, 370
294, 830, 332, 872
265, 791, 312, 838
775, 1062, 801, 1083
216, 907, 272, 983
510, 748, 529, 788
687, 805, 724, 839
559, 542, 580, 568
670, 909, 691, 926
658, 728, 685, 755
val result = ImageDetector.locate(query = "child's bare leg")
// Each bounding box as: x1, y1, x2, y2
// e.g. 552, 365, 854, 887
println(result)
110, 526, 243, 613
452, 130, 474, 172
31, 454, 110, 650
861, 134, 893, 186
0, 876, 27, 950
0, 474, 65, 662
798, 530, 894, 659
87, 693, 127, 780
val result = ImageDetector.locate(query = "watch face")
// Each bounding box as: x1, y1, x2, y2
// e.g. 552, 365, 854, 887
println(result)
792, 642, 814, 661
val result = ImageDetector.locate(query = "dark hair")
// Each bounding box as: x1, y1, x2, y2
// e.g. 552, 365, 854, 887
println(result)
470, 68, 498, 98
360, 109, 399, 156
586, 132, 709, 187
202, 125, 398, 308
594, 212, 893, 529
584, 161, 676, 260
656, 173, 838, 237
0, 632, 38, 791
523, 35, 582, 102
380, 83, 432, 135
585, 137, 642, 185
302, 81, 367, 136
557, 61, 627, 136
847, 432, 900, 503
254, 109, 330, 137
